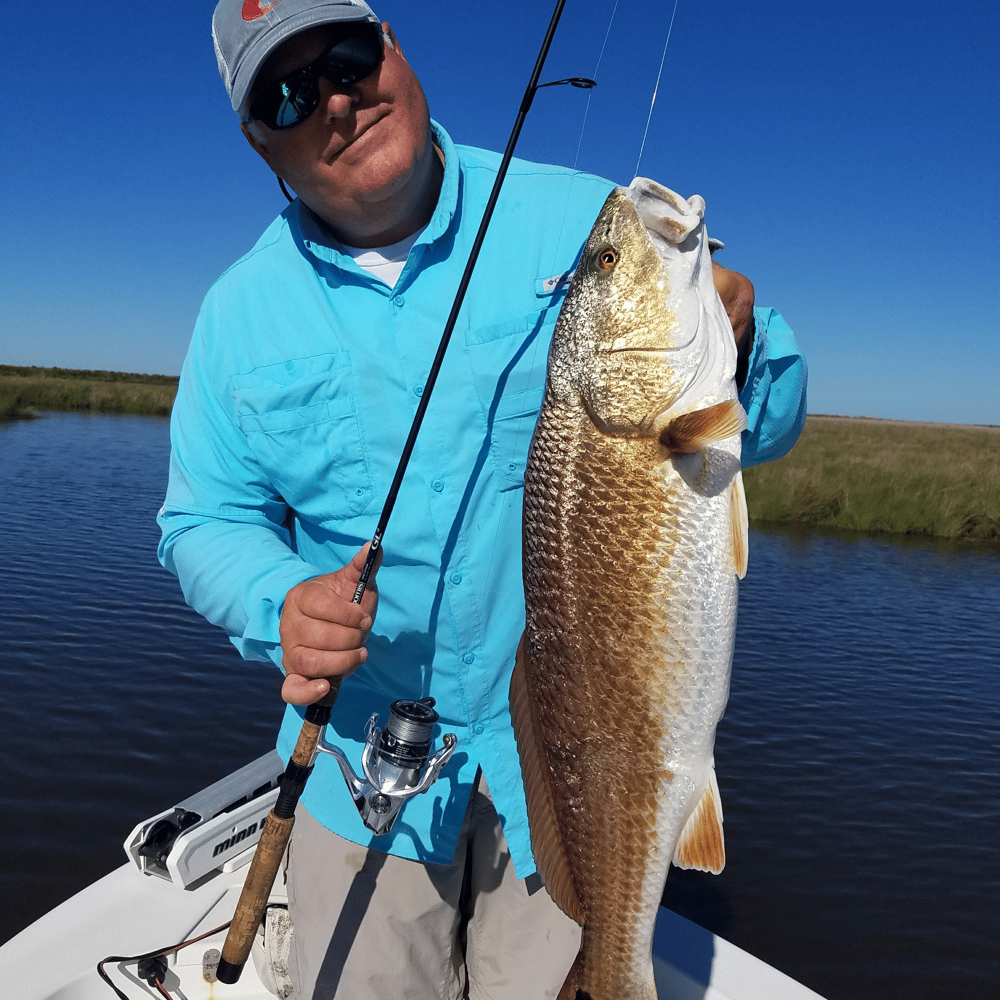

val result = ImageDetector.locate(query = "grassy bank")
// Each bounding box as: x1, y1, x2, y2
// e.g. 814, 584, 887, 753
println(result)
743, 415, 1000, 544
3, 369, 997, 544
0, 365, 178, 420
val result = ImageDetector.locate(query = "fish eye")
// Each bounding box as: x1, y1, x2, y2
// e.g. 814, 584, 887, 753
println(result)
595, 246, 618, 271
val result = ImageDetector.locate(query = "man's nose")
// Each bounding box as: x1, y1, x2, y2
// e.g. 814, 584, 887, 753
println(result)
319, 79, 360, 120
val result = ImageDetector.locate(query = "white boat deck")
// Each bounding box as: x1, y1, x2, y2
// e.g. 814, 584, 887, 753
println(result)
0, 858, 825, 1000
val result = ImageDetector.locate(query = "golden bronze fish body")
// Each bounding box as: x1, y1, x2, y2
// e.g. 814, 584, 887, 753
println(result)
512, 180, 748, 1000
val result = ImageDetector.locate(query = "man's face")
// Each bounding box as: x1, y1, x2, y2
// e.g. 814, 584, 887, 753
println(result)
243, 21, 437, 245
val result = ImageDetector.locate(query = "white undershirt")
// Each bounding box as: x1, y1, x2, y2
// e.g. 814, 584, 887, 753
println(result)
335, 228, 425, 288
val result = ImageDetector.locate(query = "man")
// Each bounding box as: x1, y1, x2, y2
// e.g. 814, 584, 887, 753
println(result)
159, 2, 807, 997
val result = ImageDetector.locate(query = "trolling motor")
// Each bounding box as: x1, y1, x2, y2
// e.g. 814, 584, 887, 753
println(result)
316, 697, 456, 836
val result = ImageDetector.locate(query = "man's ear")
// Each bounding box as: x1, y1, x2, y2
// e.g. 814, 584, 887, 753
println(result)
241, 121, 274, 170
383, 22, 401, 56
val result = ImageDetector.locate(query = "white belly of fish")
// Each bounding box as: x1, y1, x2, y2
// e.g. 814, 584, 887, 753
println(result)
631, 442, 741, 976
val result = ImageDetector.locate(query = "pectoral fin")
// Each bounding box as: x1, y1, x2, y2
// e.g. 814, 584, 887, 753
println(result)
658, 399, 747, 454
673, 765, 726, 874
509, 637, 586, 924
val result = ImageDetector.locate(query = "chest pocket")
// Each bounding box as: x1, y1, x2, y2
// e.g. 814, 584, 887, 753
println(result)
231, 352, 373, 522
464, 308, 555, 490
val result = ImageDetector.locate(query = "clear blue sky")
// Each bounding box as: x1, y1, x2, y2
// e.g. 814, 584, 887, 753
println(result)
2, 0, 997, 425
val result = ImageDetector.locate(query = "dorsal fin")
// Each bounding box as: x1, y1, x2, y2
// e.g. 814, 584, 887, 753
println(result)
673, 764, 726, 874
509, 638, 587, 924
731, 471, 749, 579
658, 399, 747, 454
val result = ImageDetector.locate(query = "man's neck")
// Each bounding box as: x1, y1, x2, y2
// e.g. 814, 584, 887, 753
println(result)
315, 143, 445, 249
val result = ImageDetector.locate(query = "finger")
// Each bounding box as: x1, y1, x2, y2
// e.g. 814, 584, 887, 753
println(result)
292, 587, 373, 630
352, 539, 383, 572
712, 262, 754, 345
281, 672, 331, 706
345, 541, 384, 600
282, 642, 369, 683
280, 581, 374, 653
282, 615, 371, 656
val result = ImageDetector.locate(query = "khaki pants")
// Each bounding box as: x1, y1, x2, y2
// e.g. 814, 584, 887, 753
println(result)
286, 772, 581, 999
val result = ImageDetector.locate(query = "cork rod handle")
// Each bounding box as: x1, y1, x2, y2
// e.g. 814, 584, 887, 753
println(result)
215, 678, 340, 984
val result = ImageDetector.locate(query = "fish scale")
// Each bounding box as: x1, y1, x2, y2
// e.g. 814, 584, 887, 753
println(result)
511, 179, 747, 1000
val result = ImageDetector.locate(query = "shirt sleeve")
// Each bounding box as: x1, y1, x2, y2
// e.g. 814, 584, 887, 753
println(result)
738, 307, 808, 467
156, 307, 324, 669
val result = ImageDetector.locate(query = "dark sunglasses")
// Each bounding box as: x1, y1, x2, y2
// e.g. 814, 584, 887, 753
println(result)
249, 23, 384, 130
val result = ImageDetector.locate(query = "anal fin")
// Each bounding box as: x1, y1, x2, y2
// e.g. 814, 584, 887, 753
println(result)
510, 637, 586, 924
659, 399, 747, 454
673, 764, 726, 874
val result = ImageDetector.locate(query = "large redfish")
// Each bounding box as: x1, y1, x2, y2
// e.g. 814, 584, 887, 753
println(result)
511, 178, 748, 1000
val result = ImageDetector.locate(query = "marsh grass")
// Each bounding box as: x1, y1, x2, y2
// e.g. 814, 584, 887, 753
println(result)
743, 416, 1000, 544
0, 366, 177, 420
3, 368, 996, 544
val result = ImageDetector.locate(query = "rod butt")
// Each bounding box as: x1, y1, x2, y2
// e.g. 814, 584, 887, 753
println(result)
215, 957, 243, 984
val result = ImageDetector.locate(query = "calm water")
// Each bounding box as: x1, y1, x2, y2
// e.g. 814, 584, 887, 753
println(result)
1, 412, 998, 999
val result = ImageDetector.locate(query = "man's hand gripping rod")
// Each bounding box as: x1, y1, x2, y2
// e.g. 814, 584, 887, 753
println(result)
216, 0, 591, 983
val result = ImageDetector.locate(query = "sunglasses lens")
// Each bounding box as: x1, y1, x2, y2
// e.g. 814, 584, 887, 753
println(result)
272, 77, 319, 129
250, 74, 316, 131
250, 25, 383, 130
320, 30, 383, 86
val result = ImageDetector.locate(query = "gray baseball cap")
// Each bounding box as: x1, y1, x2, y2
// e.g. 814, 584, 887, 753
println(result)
213, 0, 381, 119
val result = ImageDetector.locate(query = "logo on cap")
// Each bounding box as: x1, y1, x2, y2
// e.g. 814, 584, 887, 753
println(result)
242, 0, 279, 21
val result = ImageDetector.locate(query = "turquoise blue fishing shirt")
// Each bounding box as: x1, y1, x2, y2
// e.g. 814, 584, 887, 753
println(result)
158, 122, 807, 878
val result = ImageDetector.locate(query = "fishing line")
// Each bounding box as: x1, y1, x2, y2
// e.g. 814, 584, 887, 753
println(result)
481, 0, 683, 624
571, 0, 621, 171
634, 0, 681, 180
479, 0, 625, 619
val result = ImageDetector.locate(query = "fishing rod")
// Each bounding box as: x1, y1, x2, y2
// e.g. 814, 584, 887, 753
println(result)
216, 0, 594, 983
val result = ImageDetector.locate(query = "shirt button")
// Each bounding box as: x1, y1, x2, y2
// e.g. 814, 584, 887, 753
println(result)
393, 294, 405, 307
284, 360, 295, 371
432, 480, 444, 492
450, 572, 462, 585
473, 723, 485, 736
462, 652, 475, 664
414, 384, 424, 396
